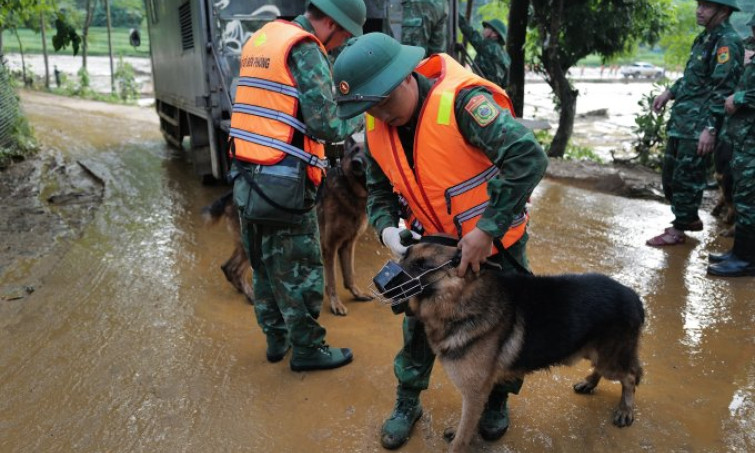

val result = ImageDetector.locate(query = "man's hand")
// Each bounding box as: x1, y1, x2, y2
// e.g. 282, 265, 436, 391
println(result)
381, 227, 420, 257
697, 128, 716, 156
457, 227, 493, 277
725, 94, 738, 115
652, 90, 672, 113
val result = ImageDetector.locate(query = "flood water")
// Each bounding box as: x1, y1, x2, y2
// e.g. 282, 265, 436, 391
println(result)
1, 92, 753, 453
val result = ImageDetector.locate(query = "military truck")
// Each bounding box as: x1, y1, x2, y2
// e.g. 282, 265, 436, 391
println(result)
142, 1, 411, 181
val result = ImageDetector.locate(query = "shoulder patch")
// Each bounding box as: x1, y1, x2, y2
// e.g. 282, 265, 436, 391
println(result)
717, 46, 730, 64
464, 94, 499, 127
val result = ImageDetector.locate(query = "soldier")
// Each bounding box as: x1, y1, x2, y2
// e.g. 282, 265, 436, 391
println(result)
228, 0, 365, 371
400, 0, 448, 56
646, 0, 744, 247
457, 15, 512, 89
333, 33, 548, 449
708, 12, 755, 277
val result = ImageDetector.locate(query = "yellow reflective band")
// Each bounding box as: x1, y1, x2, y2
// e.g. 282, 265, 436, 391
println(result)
437, 91, 454, 125
253, 32, 267, 47
366, 114, 375, 131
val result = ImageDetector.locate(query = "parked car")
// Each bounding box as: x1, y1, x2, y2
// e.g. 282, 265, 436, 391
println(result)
620, 62, 664, 79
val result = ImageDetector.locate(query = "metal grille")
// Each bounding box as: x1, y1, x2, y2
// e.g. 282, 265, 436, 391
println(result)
0, 57, 20, 149
179, 2, 194, 51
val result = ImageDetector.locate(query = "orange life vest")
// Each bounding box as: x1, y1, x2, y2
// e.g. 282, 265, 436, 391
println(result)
365, 53, 528, 251
229, 20, 327, 185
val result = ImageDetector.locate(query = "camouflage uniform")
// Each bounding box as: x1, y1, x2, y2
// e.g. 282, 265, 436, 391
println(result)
365, 72, 548, 400
722, 45, 755, 239
237, 15, 361, 350
662, 19, 743, 230
400, 0, 448, 56
457, 15, 511, 89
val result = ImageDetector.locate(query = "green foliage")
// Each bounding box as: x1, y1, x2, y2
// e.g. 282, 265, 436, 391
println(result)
658, 2, 696, 70
533, 129, 604, 164
624, 81, 670, 170
2, 26, 150, 57
52, 10, 81, 55
113, 56, 139, 102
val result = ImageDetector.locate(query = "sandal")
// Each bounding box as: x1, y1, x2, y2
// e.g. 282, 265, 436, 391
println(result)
646, 227, 686, 246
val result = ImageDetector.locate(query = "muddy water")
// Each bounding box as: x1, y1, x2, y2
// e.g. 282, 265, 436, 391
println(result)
1, 94, 754, 453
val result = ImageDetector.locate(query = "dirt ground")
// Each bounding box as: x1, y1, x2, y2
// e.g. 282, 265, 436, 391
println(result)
0, 90, 687, 301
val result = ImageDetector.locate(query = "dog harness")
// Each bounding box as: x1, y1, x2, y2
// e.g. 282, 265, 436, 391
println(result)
229, 20, 327, 185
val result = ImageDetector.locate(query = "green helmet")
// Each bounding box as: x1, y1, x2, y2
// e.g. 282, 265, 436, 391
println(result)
310, 0, 367, 37
748, 12, 755, 26
704, 0, 740, 12
482, 19, 508, 43
333, 33, 425, 119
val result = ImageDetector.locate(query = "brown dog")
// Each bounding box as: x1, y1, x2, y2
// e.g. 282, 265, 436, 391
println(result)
203, 138, 372, 314
317, 138, 373, 315
390, 243, 645, 453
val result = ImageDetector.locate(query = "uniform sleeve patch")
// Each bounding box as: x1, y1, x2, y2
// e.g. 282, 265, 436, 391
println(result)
717, 46, 730, 64
464, 94, 500, 127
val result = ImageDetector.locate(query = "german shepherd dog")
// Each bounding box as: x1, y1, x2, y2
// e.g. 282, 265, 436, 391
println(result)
203, 138, 372, 314
383, 242, 645, 453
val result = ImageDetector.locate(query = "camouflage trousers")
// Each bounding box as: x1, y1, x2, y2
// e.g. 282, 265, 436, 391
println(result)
240, 209, 326, 349
662, 137, 711, 230
731, 144, 755, 237
393, 234, 531, 399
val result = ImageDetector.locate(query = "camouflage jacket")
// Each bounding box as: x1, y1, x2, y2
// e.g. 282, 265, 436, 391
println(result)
722, 48, 755, 145
457, 15, 511, 89
288, 15, 362, 143
668, 20, 743, 139
365, 73, 548, 240
400, 0, 448, 56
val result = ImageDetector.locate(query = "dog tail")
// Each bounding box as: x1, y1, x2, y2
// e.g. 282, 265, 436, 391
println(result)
202, 190, 234, 225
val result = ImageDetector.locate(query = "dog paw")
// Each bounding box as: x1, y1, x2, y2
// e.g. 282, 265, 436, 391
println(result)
573, 381, 597, 394
612, 408, 634, 427
352, 293, 374, 301
330, 301, 349, 316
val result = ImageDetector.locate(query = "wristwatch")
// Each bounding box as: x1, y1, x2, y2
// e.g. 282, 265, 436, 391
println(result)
706, 126, 717, 136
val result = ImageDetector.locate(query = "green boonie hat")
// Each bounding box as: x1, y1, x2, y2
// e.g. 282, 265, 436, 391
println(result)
704, 0, 740, 12
310, 0, 367, 37
333, 33, 425, 119
482, 18, 508, 43
748, 12, 755, 26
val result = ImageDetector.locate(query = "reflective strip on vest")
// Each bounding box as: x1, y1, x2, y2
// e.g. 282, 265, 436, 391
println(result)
229, 127, 328, 169
233, 103, 308, 135
237, 76, 300, 98
444, 165, 499, 213
437, 90, 454, 125
453, 201, 489, 237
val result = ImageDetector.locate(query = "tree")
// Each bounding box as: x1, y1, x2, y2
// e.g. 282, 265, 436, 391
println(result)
658, 2, 696, 70
80, 0, 95, 68
507, 0, 530, 116
528, 0, 671, 157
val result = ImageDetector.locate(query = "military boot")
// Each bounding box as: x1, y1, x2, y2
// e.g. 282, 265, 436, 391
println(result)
708, 249, 734, 263
707, 233, 755, 277
265, 334, 291, 363
289, 343, 353, 371
478, 385, 511, 441
381, 394, 423, 449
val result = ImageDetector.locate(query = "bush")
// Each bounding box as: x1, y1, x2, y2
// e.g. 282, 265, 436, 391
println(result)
0, 59, 37, 168
114, 57, 140, 102
620, 81, 670, 170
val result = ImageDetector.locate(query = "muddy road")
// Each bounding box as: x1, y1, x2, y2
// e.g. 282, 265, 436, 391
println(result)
1, 91, 753, 453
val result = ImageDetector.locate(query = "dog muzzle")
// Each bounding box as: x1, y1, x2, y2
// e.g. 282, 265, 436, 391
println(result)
370, 259, 453, 306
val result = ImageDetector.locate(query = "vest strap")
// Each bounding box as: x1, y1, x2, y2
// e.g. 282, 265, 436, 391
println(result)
230, 128, 328, 169
237, 76, 299, 98
233, 103, 308, 135
444, 165, 499, 213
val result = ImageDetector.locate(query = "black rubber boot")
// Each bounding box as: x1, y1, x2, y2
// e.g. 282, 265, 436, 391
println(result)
478, 385, 511, 441
380, 393, 423, 450
708, 249, 734, 263
707, 233, 755, 277
289, 344, 353, 371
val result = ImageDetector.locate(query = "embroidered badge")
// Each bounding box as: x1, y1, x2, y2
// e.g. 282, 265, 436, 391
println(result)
717, 46, 730, 64
339, 81, 350, 95
465, 94, 499, 127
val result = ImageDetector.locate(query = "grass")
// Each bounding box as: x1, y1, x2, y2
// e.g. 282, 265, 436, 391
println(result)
2, 26, 150, 58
